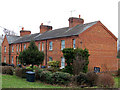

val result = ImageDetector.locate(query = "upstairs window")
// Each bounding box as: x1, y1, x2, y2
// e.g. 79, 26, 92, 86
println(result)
94, 67, 100, 73
38, 43, 40, 51
42, 42, 44, 51
61, 40, 65, 50
24, 44, 26, 50
4, 56, 6, 63
17, 45, 18, 52
19, 45, 20, 52
12, 46, 14, 52
49, 41, 53, 50
4, 46, 6, 53
49, 57, 53, 61
73, 39, 76, 49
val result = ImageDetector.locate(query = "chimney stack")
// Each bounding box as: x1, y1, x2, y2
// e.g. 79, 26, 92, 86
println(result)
22, 27, 24, 30
40, 23, 52, 34
68, 15, 84, 28
20, 27, 31, 36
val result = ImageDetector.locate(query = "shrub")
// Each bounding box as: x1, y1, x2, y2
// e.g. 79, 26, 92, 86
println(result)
52, 72, 72, 85
47, 61, 60, 72
48, 61, 60, 67
2, 66, 13, 75
1, 62, 8, 66
15, 67, 31, 78
36, 69, 47, 80
47, 67, 60, 73
97, 73, 115, 88
39, 70, 53, 84
73, 72, 87, 85
86, 72, 98, 87
26, 65, 38, 70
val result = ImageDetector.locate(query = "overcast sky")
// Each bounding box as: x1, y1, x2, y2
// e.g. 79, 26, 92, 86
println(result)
0, 0, 119, 38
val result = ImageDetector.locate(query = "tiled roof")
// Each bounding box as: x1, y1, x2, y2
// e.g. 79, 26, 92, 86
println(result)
11, 21, 98, 44
6, 35, 20, 44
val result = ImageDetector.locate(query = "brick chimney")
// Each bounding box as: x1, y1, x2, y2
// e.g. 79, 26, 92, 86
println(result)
40, 23, 52, 34
20, 27, 31, 36
68, 15, 84, 28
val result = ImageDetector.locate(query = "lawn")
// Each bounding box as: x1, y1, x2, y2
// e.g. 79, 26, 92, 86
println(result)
114, 76, 120, 88
2, 74, 120, 88
2, 74, 62, 88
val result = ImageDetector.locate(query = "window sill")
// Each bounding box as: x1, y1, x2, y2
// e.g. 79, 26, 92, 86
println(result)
49, 49, 53, 51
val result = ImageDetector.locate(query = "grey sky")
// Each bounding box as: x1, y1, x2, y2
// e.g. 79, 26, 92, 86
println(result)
0, 0, 119, 38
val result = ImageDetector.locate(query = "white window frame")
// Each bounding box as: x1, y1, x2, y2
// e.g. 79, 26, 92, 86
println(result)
4, 56, 6, 63
60, 57, 65, 69
73, 39, 76, 49
12, 56, 14, 64
49, 41, 53, 50
42, 42, 44, 51
4, 46, 6, 53
61, 40, 65, 50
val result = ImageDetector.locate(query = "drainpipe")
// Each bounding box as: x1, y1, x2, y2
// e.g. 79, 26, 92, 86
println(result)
45, 40, 47, 65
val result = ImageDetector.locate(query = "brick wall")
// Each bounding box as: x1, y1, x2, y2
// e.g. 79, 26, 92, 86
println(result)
1, 36, 10, 64
2, 21, 118, 72
78, 21, 118, 72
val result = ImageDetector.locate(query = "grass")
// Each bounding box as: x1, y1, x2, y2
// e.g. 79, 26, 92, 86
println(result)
2, 74, 120, 88
114, 76, 120, 88
2, 74, 62, 88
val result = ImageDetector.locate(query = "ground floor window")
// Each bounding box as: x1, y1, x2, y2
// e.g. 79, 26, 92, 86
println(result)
12, 56, 14, 64
94, 67, 100, 73
4, 56, 6, 63
61, 57, 65, 69
49, 57, 53, 61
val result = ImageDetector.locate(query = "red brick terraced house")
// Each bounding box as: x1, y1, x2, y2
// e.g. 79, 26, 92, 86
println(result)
1, 16, 118, 72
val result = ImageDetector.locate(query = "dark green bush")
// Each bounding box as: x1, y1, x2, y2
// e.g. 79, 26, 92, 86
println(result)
2, 66, 13, 75
52, 72, 72, 85
39, 70, 53, 84
86, 72, 98, 87
1, 62, 8, 66
73, 72, 87, 85
15, 67, 31, 78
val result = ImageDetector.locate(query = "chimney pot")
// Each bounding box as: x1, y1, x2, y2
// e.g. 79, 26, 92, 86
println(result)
22, 27, 24, 30
41, 23, 43, 25
79, 15, 81, 18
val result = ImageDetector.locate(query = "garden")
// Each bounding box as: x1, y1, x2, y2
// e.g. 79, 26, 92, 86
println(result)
1, 40, 120, 88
